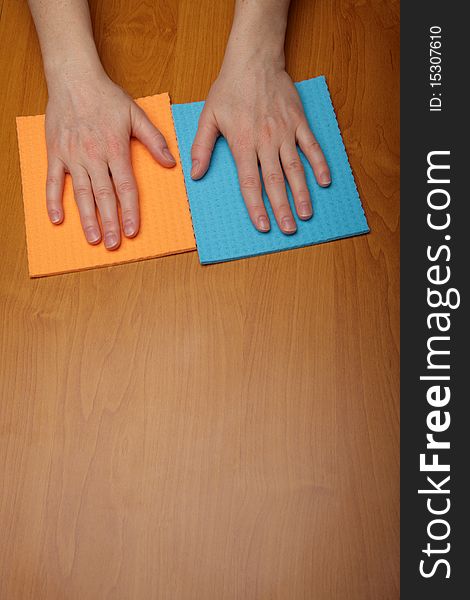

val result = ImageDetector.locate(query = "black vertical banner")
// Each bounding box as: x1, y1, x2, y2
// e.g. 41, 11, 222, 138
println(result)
401, 3, 468, 598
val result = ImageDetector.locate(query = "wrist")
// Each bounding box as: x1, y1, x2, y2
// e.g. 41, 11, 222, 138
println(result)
223, 26, 286, 73
224, 6, 287, 71
224, 36, 285, 72
44, 52, 107, 94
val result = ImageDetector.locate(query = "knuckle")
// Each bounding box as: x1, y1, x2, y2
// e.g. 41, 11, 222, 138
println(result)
265, 171, 285, 186
260, 116, 278, 140
296, 189, 310, 199
106, 137, 124, 159
81, 214, 96, 226
258, 116, 285, 145
94, 186, 114, 202
288, 103, 304, 121
121, 207, 135, 219
198, 120, 215, 137
259, 123, 274, 144
150, 131, 164, 148
230, 132, 252, 154
83, 223, 98, 234
46, 175, 60, 186
116, 179, 136, 195
276, 203, 291, 215
84, 138, 101, 160
101, 217, 116, 228
284, 158, 304, 173
306, 137, 321, 151
46, 136, 61, 155
239, 175, 260, 190
247, 202, 265, 211
191, 142, 209, 158
74, 185, 91, 200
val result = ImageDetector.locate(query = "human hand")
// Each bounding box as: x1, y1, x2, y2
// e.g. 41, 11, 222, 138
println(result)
45, 73, 176, 249
191, 60, 331, 235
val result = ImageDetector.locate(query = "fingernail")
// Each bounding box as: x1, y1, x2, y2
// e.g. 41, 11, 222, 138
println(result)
163, 148, 176, 164
281, 216, 297, 234
319, 172, 331, 187
50, 210, 61, 223
191, 160, 200, 179
124, 221, 135, 237
298, 201, 313, 219
104, 232, 118, 249
257, 216, 270, 232
85, 226, 101, 244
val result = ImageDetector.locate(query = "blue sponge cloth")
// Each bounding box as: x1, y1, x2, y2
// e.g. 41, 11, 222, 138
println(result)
171, 76, 369, 264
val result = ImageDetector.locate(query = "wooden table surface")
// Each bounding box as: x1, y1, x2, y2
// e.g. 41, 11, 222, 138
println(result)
0, 1, 399, 598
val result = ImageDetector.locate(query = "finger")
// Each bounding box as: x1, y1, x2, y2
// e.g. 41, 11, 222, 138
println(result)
108, 149, 139, 238
296, 121, 331, 187
88, 163, 121, 250
280, 141, 312, 220
46, 157, 65, 224
131, 104, 176, 168
70, 166, 101, 245
191, 107, 219, 179
231, 145, 270, 232
259, 150, 296, 234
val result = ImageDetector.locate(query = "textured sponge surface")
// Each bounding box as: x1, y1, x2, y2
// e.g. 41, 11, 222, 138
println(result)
172, 76, 369, 264
16, 93, 196, 277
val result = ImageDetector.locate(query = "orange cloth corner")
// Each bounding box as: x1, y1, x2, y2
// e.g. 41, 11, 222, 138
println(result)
16, 93, 196, 277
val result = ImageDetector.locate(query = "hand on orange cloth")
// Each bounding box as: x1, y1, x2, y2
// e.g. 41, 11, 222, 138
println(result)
17, 92, 196, 277
45, 73, 176, 250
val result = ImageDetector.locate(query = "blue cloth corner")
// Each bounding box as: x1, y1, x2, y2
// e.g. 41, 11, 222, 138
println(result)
171, 76, 369, 264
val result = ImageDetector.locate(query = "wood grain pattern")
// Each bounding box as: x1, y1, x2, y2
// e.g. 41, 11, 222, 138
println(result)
0, 1, 399, 598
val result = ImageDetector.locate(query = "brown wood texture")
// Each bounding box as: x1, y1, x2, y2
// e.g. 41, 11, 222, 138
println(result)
0, 1, 400, 598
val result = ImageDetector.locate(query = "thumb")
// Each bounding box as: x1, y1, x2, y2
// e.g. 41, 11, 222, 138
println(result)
191, 107, 219, 179
131, 104, 176, 167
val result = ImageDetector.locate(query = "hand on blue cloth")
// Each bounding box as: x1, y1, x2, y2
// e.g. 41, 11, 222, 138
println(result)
191, 64, 331, 236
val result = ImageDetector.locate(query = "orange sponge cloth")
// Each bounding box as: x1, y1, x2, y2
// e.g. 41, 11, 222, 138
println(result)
16, 93, 196, 277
